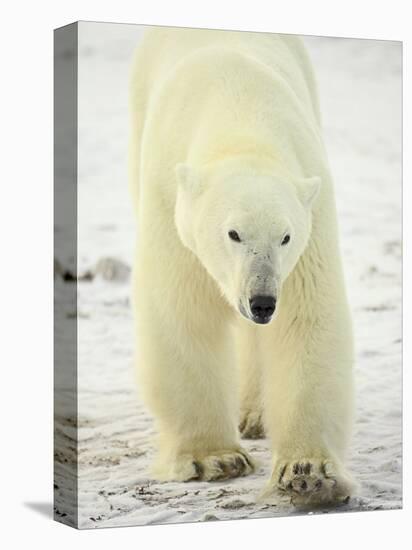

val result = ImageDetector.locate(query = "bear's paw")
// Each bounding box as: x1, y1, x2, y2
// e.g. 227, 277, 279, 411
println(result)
239, 409, 265, 439
266, 457, 355, 506
159, 449, 255, 482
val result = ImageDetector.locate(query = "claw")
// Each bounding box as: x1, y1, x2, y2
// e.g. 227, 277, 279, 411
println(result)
191, 461, 204, 480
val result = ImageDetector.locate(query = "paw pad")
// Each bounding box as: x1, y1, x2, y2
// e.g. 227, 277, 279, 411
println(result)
272, 458, 353, 505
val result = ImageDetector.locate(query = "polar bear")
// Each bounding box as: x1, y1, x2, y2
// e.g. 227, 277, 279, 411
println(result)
129, 27, 355, 505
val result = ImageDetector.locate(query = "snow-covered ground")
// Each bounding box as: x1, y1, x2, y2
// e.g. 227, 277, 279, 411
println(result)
54, 23, 402, 528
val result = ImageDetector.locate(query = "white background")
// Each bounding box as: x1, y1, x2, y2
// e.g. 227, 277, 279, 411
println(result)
0, 0, 409, 548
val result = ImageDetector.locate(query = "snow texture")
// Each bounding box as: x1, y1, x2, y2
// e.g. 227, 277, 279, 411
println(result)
54, 23, 402, 528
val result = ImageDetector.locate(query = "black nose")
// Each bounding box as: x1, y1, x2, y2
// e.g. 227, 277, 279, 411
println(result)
249, 295, 276, 324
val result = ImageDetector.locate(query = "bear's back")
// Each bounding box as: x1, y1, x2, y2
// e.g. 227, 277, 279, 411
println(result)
131, 27, 320, 127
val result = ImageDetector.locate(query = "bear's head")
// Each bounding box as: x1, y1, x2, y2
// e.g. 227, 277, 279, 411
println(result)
174, 160, 320, 325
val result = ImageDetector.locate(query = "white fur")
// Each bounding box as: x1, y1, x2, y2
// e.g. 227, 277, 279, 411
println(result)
129, 27, 355, 504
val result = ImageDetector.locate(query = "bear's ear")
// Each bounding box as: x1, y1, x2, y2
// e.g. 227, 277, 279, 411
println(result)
175, 163, 202, 195
296, 176, 321, 208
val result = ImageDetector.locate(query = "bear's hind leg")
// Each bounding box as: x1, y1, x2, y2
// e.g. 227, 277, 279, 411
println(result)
236, 322, 265, 439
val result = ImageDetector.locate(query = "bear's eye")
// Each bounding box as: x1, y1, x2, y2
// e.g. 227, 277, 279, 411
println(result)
281, 234, 290, 246
228, 230, 241, 242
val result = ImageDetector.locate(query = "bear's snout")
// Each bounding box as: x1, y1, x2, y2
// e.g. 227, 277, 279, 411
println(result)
249, 295, 276, 324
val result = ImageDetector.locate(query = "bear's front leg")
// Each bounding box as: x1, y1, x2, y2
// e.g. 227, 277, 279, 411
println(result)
134, 264, 254, 482
262, 300, 355, 506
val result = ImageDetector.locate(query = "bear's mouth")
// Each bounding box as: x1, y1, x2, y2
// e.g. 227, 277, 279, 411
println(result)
251, 315, 273, 325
